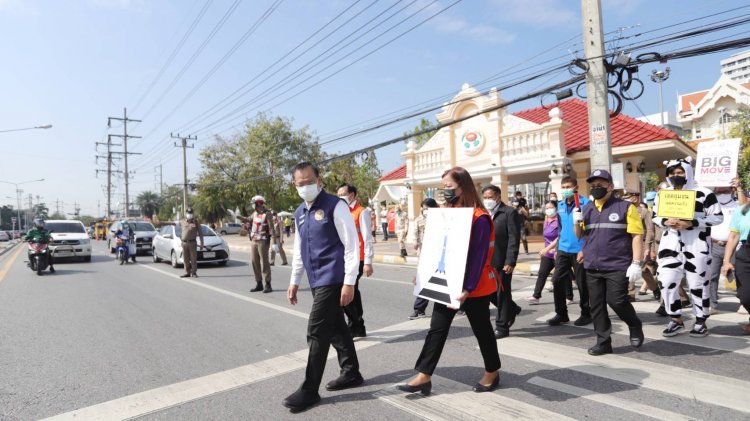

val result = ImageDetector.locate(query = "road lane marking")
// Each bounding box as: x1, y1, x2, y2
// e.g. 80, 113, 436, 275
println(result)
501, 337, 750, 414
527, 376, 691, 421
42, 317, 432, 421
534, 311, 750, 356
0, 244, 24, 284
375, 375, 575, 421
136, 263, 310, 320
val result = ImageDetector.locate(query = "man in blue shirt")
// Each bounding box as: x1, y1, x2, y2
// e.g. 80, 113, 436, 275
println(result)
548, 176, 592, 326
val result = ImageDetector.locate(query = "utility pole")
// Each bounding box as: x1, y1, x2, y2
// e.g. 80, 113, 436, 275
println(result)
108, 108, 141, 219
581, 0, 613, 171
96, 134, 122, 220
155, 164, 163, 195
650, 67, 671, 127
171, 133, 197, 214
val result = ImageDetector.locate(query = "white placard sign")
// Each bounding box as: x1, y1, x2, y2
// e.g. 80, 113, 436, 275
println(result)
695, 138, 741, 187
610, 162, 625, 190
414, 208, 474, 308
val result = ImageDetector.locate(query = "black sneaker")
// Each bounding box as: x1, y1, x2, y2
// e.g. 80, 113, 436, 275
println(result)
494, 329, 509, 339
689, 323, 709, 338
574, 315, 592, 326
655, 305, 668, 317
587, 343, 613, 356
409, 311, 426, 320
662, 320, 685, 337
547, 314, 570, 326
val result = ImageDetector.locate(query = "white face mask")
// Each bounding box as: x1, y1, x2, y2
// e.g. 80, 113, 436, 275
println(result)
483, 199, 497, 210
186, 213, 193, 220
422, 209, 428, 216
717, 193, 733, 203
338, 195, 350, 204
545, 208, 556, 217
297, 183, 321, 202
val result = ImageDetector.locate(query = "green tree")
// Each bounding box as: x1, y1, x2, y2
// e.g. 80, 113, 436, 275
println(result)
403, 118, 437, 148
0, 205, 14, 230
136, 191, 161, 219
644, 172, 660, 192
197, 113, 324, 216
157, 185, 184, 222
79, 215, 96, 226
728, 105, 750, 189
321, 153, 382, 204
49, 212, 66, 220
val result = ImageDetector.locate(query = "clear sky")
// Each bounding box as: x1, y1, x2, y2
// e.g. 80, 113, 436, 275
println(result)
0, 0, 747, 216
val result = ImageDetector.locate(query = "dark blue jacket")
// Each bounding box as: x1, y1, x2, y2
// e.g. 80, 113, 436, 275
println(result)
295, 190, 345, 288
581, 197, 632, 271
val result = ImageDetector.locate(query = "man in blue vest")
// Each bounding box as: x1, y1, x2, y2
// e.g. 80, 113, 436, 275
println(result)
548, 176, 592, 326
574, 169, 644, 356
283, 162, 363, 413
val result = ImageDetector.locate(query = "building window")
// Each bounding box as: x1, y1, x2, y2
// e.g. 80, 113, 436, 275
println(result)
720, 113, 734, 124
695, 128, 702, 140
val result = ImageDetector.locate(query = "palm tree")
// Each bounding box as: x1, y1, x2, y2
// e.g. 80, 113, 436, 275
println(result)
136, 191, 161, 220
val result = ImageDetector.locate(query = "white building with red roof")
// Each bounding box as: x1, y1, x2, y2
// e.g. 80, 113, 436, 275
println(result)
677, 74, 750, 144
376, 83, 693, 233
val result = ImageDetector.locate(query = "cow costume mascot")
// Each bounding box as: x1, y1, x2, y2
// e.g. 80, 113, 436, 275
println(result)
652, 157, 723, 338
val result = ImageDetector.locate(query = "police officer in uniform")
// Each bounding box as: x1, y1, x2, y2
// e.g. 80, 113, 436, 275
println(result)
395, 203, 409, 257
239, 196, 273, 293
180, 207, 204, 278
574, 170, 644, 356
284, 162, 363, 413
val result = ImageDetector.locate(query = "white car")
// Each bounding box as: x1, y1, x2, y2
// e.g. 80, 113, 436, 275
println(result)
218, 223, 243, 235
45, 220, 92, 262
152, 224, 230, 268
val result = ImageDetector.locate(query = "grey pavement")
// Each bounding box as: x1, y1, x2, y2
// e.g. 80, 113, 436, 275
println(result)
0, 240, 749, 420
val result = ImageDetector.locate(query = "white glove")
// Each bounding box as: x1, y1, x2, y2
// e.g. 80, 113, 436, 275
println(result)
626, 262, 642, 284
572, 208, 583, 222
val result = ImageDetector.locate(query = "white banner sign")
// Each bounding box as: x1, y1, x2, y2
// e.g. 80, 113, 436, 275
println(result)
695, 138, 741, 187
414, 208, 473, 308
610, 162, 625, 190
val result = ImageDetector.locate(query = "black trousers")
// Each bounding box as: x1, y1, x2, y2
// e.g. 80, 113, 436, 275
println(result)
552, 251, 590, 317
735, 245, 750, 315
414, 296, 430, 313
489, 270, 521, 332
531, 255, 570, 299
344, 261, 366, 333
302, 284, 360, 393
382, 222, 389, 240
415, 294, 500, 375
587, 269, 642, 346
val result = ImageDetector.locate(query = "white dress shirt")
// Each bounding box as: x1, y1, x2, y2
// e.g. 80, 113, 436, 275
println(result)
350, 200, 374, 265
290, 198, 360, 286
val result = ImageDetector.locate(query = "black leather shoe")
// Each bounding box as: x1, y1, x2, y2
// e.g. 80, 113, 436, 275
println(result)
494, 329, 509, 339
180, 273, 191, 278
282, 389, 321, 413
655, 305, 668, 317
587, 343, 613, 356
473, 374, 500, 392
547, 314, 570, 326
397, 381, 431, 395
573, 315, 592, 326
629, 326, 644, 348
263, 285, 272, 293
325, 373, 364, 391
351, 328, 367, 338
49, 267, 56, 273
250, 284, 263, 292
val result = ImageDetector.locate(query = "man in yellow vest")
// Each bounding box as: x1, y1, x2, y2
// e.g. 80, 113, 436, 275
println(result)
337, 184, 374, 337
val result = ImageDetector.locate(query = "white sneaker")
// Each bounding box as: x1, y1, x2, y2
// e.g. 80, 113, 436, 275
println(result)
526, 296, 540, 305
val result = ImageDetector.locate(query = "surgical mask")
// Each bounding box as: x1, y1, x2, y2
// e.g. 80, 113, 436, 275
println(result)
717, 193, 733, 203
186, 213, 193, 220
483, 199, 497, 210
561, 188, 575, 199
545, 208, 556, 217
669, 176, 687, 187
590, 186, 608, 200
443, 188, 459, 204
338, 195, 350, 204
297, 183, 321, 202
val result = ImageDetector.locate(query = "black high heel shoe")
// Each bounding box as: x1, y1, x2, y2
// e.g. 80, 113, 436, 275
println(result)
397, 381, 432, 395
472, 374, 500, 393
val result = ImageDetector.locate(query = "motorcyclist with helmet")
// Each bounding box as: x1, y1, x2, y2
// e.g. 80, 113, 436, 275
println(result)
26, 218, 55, 273
115, 220, 136, 263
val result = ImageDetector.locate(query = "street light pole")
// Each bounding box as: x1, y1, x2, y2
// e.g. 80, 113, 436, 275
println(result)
650, 67, 671, 127
0, 125, 53, 134
0, 179, 45, 236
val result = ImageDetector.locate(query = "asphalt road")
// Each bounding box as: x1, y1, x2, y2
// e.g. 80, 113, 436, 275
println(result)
1, 240, 749, 420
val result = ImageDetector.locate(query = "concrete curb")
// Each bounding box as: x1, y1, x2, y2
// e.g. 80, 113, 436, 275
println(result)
0, 240, 20, 258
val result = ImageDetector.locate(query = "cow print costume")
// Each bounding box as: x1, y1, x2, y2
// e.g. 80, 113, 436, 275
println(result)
652, 158, 723, 322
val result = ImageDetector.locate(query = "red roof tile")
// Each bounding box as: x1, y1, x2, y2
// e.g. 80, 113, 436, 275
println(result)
679, 90, 708, 113
379, 164, 406, 181
512, 98, 680, 153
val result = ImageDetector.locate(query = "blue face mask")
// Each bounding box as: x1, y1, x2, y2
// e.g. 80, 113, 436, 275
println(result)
561, 188, 575, 199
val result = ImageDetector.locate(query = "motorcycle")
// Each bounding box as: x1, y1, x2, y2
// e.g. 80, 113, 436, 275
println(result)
114, 233, 136, 265
28, 241, 51, 275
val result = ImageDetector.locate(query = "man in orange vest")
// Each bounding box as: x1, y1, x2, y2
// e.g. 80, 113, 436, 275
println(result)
337, 184, 374, 338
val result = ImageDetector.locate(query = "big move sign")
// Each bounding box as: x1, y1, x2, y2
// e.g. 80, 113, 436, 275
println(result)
694, 138, 741, 187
